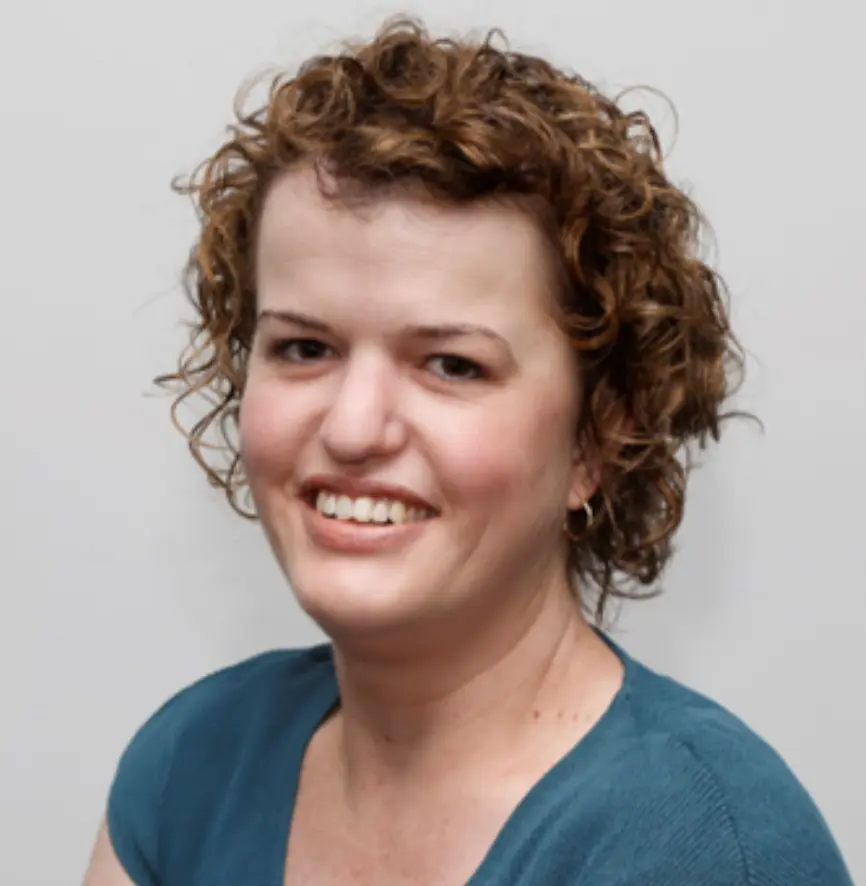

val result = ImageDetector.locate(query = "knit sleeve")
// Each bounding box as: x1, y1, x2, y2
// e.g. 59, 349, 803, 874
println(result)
552, 736, 854, 886
562, 800, 854, 886
605, 746, 853, 886
574, 826, 853, 886
735, 793, 854, 886
105, 693, 185, 886
102, 649, 309, 885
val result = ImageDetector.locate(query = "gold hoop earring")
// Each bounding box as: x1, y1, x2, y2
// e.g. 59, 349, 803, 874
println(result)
582, 500, 594, 528
563, 501, 594, 542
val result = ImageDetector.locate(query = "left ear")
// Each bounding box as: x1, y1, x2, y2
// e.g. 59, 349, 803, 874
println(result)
567, 445, 600, 510
567, 407, 633, 509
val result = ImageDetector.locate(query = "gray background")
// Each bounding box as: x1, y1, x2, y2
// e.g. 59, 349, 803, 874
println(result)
1, 0, 864, 882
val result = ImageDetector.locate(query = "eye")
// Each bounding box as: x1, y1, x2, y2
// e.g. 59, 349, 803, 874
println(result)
426, 354, 485, 381
270, 338, 333, 364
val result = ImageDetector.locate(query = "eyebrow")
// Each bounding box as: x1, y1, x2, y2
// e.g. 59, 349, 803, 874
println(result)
258, 309, 331, 333
257, 309, 513, 353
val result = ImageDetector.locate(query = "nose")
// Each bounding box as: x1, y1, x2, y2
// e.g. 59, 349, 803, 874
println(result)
319, 349, 406, 464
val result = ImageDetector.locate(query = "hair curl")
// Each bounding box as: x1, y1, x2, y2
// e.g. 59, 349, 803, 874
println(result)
160, 17, 750, 622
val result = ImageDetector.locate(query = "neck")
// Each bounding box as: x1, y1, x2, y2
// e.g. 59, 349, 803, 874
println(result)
325, 575, 622, 812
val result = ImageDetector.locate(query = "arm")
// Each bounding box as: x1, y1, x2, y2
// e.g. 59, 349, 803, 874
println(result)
82, 819, 137, 886
86, 692, 182, 886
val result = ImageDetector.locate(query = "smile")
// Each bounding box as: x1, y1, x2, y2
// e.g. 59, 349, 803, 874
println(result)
314, 491, 435, 525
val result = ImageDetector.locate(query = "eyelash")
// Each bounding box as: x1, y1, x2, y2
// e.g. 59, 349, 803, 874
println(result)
268, 338, 486, 382
427, 354, 484, 381
270, 338, 331, 364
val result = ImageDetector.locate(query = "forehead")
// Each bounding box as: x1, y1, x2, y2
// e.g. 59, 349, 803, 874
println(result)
255, 167, 562, 334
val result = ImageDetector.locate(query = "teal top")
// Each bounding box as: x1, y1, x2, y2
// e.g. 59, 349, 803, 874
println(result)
107, 635, 853, 885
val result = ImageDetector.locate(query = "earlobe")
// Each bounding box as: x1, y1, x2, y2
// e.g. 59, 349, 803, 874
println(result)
567, 447, 599, 510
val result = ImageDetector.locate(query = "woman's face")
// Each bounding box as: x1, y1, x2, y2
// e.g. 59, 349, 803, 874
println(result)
241, 167, 589, 646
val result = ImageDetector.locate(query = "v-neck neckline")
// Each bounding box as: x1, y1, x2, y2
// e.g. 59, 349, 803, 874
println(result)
272, 631, 636, 885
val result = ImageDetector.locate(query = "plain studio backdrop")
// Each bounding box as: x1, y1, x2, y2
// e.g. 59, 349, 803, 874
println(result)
1, 1, 864, 882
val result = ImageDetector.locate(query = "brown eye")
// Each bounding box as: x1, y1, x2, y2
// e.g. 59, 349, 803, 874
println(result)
272, 338, 333, 363
427, 354, 484, 381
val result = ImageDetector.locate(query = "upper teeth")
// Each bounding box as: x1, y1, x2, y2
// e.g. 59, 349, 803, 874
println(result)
315, 492, 429, 524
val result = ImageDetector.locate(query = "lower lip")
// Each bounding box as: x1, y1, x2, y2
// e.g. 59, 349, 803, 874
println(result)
301, 500, 432, 554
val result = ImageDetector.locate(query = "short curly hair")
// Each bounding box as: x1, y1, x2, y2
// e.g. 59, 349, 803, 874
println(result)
161, 16, 749, 622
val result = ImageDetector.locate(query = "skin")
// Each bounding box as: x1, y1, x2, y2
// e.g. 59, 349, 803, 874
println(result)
82, 165, 625, 884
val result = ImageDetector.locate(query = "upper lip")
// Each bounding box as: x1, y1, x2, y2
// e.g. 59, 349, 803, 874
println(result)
300, 475, 438, 513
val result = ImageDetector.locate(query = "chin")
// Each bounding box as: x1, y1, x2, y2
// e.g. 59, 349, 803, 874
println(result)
288, 559, 441, 636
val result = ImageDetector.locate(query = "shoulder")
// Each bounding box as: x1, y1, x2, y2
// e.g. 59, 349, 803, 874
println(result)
136, 643, 333, 738
576, 650, 853, 884
111, 644, 334, 782
105, 644, 335, 885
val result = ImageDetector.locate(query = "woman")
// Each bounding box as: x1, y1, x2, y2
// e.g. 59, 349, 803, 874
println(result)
84, 18, 852, 886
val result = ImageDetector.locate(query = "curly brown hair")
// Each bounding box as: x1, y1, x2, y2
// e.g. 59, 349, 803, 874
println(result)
160, 16, 749, 622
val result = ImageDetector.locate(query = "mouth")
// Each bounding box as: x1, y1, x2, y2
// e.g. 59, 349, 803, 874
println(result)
301, 483, 438, 527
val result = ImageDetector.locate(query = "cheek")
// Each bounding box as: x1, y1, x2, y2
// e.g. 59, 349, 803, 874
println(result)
238, 382, 304, 481
427, 391, 574, 505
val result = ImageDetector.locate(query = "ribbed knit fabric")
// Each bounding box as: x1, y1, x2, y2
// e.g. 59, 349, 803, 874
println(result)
107, 635, 853, 885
